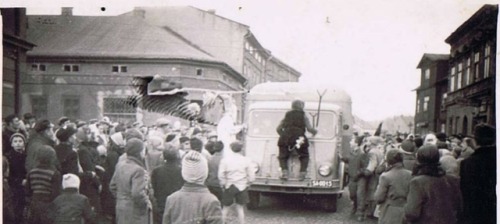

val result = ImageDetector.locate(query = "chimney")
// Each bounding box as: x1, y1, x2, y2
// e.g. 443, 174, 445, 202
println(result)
134, 8, 145, 18
207, 9, 216, 15
61, 7, 73, 16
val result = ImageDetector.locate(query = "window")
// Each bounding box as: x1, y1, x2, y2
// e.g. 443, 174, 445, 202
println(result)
457, 63, 462, 89
63, 64, 79, 72
450, 66, 456, 92
416, 99, 420, 113
31, 64, 47, 71
484, 44, 491, 78
103, 97, 136, 123
31, 95, 48, 119
465, 57, 471, 85
112, 65, 128, 73
62, 95, 80, 119
442, 93, 447, 107
196, 68, 203, 76
473, 52, 480, 81
423, 96, 430, 112
424, 68, 430, 80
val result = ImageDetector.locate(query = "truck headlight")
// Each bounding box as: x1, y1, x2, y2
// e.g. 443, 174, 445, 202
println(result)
318, 165, 332, 176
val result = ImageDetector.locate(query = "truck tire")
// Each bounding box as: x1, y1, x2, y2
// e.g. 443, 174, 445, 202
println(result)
321, 194, 338, 212
247, 191, 260, 210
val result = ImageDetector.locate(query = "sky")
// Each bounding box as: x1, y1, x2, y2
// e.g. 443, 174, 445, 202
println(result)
4, 0, 498, 121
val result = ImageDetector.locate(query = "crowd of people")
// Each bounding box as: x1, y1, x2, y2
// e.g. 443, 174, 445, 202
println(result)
2, 113, 254, 224
342, 124, 496, 224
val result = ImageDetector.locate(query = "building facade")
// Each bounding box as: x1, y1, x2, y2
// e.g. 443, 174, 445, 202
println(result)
415, 54, 449, 135
122, 6, 301, 88
444, 4, 497, 136
24, 9, 246, 125
2, 8, 35, 116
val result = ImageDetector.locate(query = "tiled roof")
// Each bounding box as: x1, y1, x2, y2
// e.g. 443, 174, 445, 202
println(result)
26, 15, 216, 61
416, 53, 449, 68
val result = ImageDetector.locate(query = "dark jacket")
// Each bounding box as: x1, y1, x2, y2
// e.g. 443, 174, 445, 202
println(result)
401, 151, 416, 171
151, 162, 184, 211
47, 188, 96, 224
277, 110, 316, 147
55, 142, 79, 175
459, 146, 496, 224
405, 174, 462, 224
7, 148, 27, 188
77, 142, 101, 212
25, 132, 57, 172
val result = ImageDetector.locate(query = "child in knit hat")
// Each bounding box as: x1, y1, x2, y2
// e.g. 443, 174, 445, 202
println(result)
47, 174, 96, 224
163, 151, 223, 224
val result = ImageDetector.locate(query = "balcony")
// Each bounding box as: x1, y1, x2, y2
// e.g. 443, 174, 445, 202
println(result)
445, 77, 494, 106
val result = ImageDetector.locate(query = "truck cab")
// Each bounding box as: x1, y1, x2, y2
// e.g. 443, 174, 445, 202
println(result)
243, 82, 353, 212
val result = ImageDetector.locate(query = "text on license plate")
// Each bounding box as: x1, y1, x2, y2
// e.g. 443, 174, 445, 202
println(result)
310, 180, 334, 188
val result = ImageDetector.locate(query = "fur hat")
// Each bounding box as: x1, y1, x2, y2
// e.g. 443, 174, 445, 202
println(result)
56, 126, 78, 142
400, 139, 416, 153
474, 124, 496, 146
62, 173, 80, 189
181, 151, 208, 184
125, 138, 144, 157
386, 149, 403, 165
416, 144, 440, 165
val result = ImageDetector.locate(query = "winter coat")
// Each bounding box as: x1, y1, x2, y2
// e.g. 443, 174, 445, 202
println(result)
404, 174, 462, 224
77, 142, 101, 212
54, 142, 79, 175
110, 156, 152, 224
151, 162, 184, 213
277, 110, 312, 148
374, 163, 412, 224
25, 132, 57, 172
206, 152, 224, 187
459, 146, 496, 224
401, 151, 416, 171
163, 183, 223, 224
47, 188, 96, 224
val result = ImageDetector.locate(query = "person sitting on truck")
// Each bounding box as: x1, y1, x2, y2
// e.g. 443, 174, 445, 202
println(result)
276, 99, 317, 181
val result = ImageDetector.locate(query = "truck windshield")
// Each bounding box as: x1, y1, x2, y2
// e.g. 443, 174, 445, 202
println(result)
247, 110, 337, 139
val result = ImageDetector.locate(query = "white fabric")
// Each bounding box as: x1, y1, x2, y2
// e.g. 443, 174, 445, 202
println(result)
62, 173, 80, 189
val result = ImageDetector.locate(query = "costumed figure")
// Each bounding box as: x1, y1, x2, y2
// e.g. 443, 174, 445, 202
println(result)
276, 100, 317, 181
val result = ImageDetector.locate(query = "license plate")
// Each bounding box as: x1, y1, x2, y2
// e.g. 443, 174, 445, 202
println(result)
310, 180, 334, 188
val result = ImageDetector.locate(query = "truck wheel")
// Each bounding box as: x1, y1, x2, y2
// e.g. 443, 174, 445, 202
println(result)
321, 195, 338, 212
247, 191, 260, 210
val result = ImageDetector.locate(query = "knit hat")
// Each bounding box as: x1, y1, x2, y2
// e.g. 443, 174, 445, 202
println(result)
124, 128, 144, 141
34, 119, 54, 133
10, 132, 26, 143
125, 138, 144, 157
416, 144, 440, 165
400, 139, 416, 153
230, 141, 243, 153
474, 124, 496, 146
189, 138, 203, 152
386, 149, 403, 166
181, 151, 208, 184
56, 126, 78, 142
62, 173, 80, 189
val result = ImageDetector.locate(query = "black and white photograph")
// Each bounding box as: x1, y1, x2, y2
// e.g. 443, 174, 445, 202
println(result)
1, 0, 498, 223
